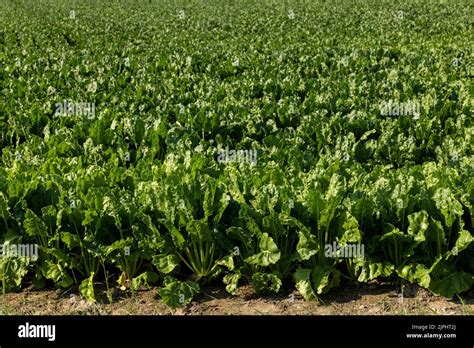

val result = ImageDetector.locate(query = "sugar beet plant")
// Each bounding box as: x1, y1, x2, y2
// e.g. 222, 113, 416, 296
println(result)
0, 0, 473, 308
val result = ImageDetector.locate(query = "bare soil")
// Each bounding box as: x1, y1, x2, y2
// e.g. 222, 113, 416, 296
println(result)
2, 281, 473, 315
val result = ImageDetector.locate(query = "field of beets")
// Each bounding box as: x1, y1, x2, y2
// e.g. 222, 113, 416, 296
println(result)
0, 0, 472, 308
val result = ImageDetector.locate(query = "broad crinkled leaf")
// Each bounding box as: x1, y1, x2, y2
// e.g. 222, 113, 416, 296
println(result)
152, 254, 180, 274
131, 271, 158, 291
355, 260, 394, 282
245, 233, 280, 266
429, 272, 473, 298
396, 264, 431, 288
251, 272, 282, 293
294, 267, 316, 300
223, 272, 241, 295
296, 231, 319, 260
187, 219, 212, 242
217, 254, 235, 271
0, 257, 30, 291
40, 260, 73, 288
24, 209, 48, 239
452, 229, 473, 256
158, 280, 200, 309
79, 272, 96, 302
407, 210, 429, 242
433, 188, 463, 228
311, 265, 340, 294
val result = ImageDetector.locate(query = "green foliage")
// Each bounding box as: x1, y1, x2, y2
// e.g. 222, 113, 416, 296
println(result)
0, 0, 472, 305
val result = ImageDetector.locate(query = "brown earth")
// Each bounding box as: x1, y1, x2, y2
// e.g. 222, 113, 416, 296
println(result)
2, 281, 473, 315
